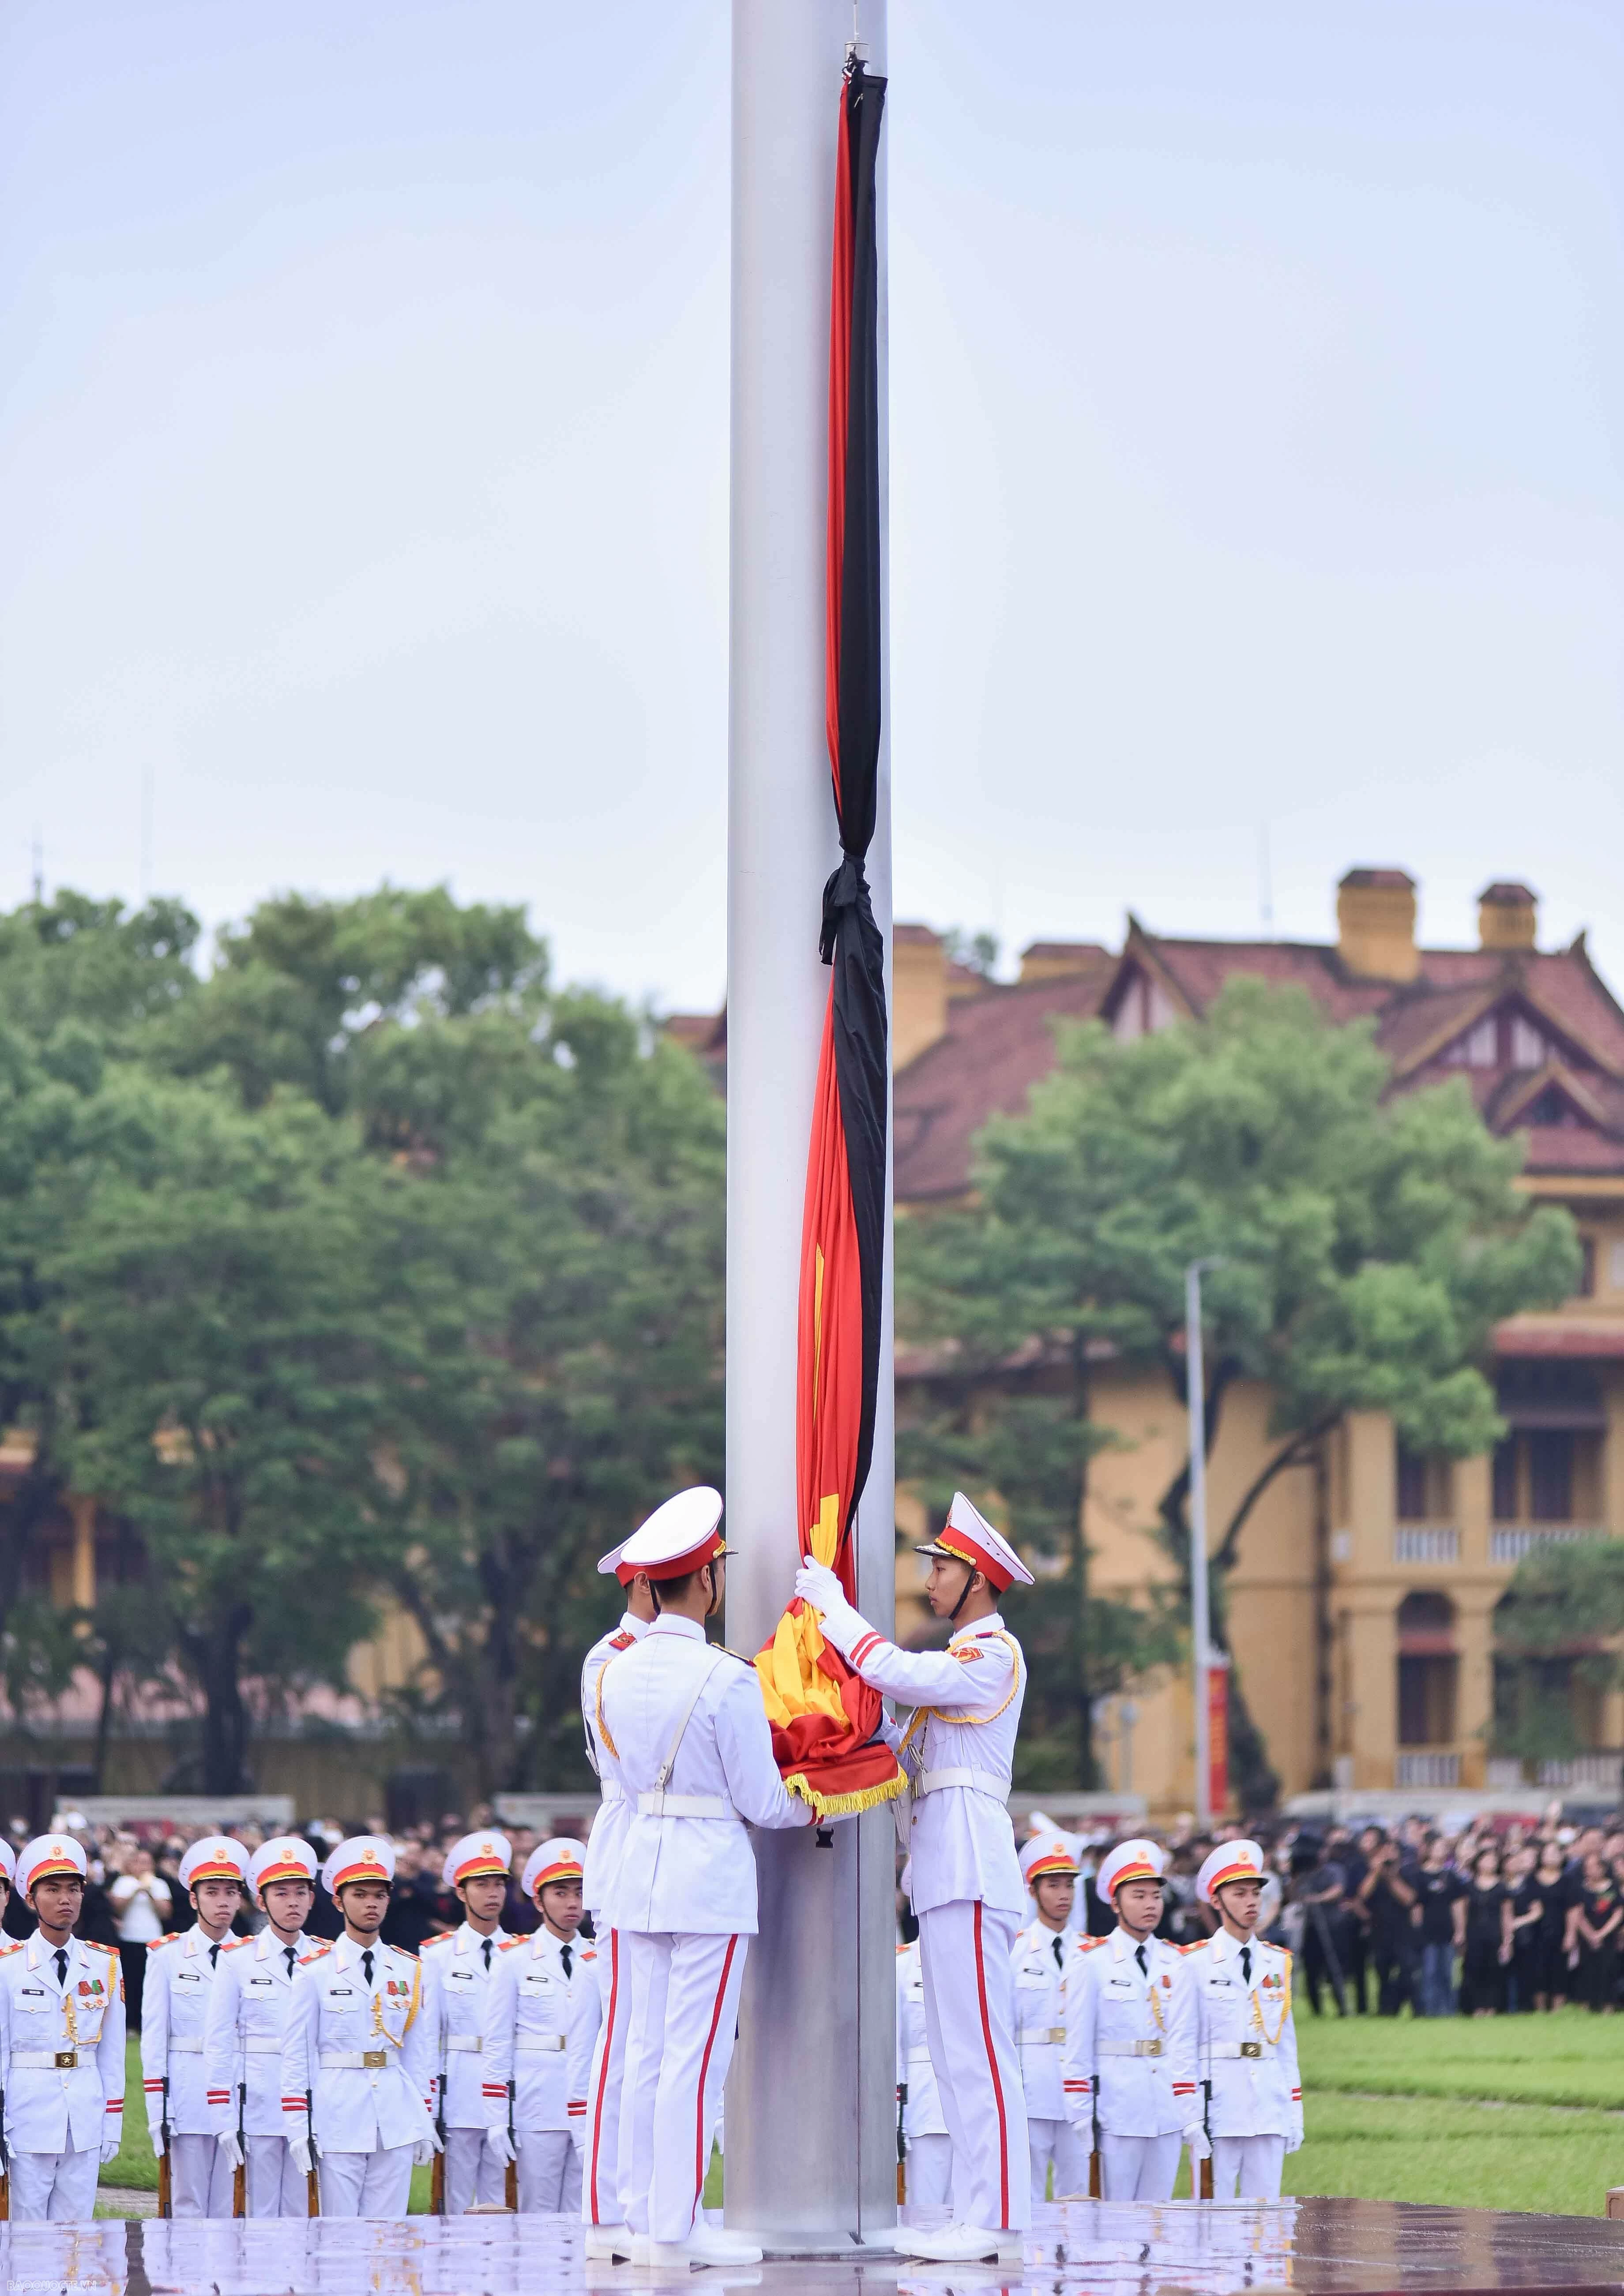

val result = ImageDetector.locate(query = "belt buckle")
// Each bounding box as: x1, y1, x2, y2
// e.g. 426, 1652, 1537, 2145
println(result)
1240, 2041, 1262, 2059
1139, 2039, 1162, 2058
54, 2050, 76, 2070
362, 2049, 387, 2070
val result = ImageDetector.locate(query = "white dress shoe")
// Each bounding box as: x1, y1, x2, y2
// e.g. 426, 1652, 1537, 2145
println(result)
585, 2223, 634, 2261
699, 2226, 763, 2260
648, 2224, 765, 2268
895, 2222, 1023, 2263
628, 2234, 652, 2264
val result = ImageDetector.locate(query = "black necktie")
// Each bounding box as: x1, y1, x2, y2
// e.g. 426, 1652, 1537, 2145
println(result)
561, 1943, 572, 1978
482, 1937, 492, 1972
53, 1949, 67, 1989
209, 1942, 219, 1968
1052, 1935, 1064, 1971
1135, 1942, 1148, 1977
1241, 1945, 1252, 1985
361, 1948, 374, 1987
284, 1946, 297, 1980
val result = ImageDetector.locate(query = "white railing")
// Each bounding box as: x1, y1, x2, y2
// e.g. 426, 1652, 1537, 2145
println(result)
1395, 1752, 1461, 1787
1485, 1759, 1526, 1790
1490, 1526, 1598, 1565
1394, 1525, 1459, 1563
1536, 1754, 1624, 1791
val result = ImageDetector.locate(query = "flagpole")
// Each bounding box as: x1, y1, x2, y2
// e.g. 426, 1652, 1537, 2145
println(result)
725, 0, 894, 2255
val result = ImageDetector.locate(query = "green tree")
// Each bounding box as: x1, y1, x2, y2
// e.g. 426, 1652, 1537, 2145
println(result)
899, 980, 1581, 1804
1492, 1537, 1624, 1765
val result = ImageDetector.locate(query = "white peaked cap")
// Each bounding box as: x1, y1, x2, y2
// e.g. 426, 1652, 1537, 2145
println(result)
323, 1835, 396, 1894
19, 1833, 87, 1895
913, 1491, 1034, 1592
619, 1486, 726, 1580
1096, 1837, 1169, 1898
523, 1837, 586, 1897
443, 1832, 513, 1889
1196, 1839, 1265, 1905
0, 1840, 15, 1885
251, 1837, 317, 1894
178, 1836, 249, 1890
1020, 1833, 1081, 1884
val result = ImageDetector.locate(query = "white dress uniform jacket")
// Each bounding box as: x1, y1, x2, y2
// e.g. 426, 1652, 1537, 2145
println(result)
279, 1936, 433, 2156
483, 1927, 601, 2140
203, 1930, 309, 2140
420, 1923, 510, 2131
581, 1616, 648, 1920
598, 1614, 813, 1935
142, 1929, 229, 2140
0, 1934, 125, 2156
1010, 1920, 1070, 2123
844, 1615, 1026, 1913
1185, 1930, 1302, 2143
1063, 1928, 1196, 2137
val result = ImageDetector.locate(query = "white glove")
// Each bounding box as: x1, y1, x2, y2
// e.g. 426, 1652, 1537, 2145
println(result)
147, 2123, 165, 2159
289, 2134, 313, 2178
412, 2139, 436, 2168
1286, 2127, 1304, 2155
793, 1557, 867, 1657
1184, 2123, 1211, 2162
102, 2136, 123, 2168
217, 2129, 244, 2170
485, 2125, 515, 2166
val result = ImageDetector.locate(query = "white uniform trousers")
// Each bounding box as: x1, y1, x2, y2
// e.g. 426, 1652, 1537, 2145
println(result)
617, 1930, 746, 2246
1210, 2133, 1286, 2201
245, 2134, 308, 2217
918, 1900, 1030, 2233
1028, 2115, 1090, 2203
905, 2131, 955, 2208
9, 2142, 101, 2222
443, 2125, 507, 2214
1099, 2130, 1181, 2202
582, 1924, 629, 2226
518, 2128, 580, 2213
316, 2145, 415, 2218
169, 2130, 235, 2218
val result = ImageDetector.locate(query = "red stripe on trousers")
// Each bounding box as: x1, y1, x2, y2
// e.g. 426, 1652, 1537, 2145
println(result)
588, 1927, 620, 2223
971, 1900, 1011, 2228
692, 1936, 739, 2230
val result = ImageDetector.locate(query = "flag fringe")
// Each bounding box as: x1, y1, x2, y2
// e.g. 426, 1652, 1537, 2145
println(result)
783, 1768, 907, 1817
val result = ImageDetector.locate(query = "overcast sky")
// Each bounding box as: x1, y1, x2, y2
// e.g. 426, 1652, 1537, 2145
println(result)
3, 2, 1620, 1012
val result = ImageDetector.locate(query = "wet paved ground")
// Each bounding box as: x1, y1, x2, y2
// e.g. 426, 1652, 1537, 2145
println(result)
10, 2198, 1624, 2295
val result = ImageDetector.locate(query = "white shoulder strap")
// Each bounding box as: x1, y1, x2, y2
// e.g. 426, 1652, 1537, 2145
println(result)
654, 1650, 727, 1790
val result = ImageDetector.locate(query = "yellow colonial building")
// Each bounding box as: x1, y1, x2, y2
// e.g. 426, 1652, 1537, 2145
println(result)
892, 870, 1624, 1816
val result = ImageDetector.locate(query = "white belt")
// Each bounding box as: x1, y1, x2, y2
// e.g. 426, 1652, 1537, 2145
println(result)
1207, 2041, 1271, 2059
320, 2050, 393, 2070
906, 2048, 935, 2067
636, 1792, 733, 1819
447, 2035, 483, 2053
1097, 2038, 1163, 2058
1019, 2027, 1065, 2047
11, 2049, 86, 2070
243, 2036, 282, 2054
516, 2036, 568, 2054
913, 1768, 1007, 1800
168, 2037, 204, 2055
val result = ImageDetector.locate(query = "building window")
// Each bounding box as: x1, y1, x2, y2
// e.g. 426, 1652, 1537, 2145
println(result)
1445, 1017, 1497, 1068
1111, 969, 1177, 1043
1397, 1591, 1457, 1748
1528, 1430, 1574, 1522
1579, 1237, 1597, 1298
1395, 1447, 1450, 1522
1492, 1438, 1519, 1522
1509, 1016, 1548, 1069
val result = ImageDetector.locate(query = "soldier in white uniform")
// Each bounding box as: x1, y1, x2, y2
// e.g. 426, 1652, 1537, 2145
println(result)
0, 1833, 126, 2219
798, 1490, 1032, 2265
578, 1535, 654, 2255
1185, 1840, 1302, 2200
1011, 1833, 1089, 2203
205, 1836, 319, 2216
600, 1487, 827, 2271
280, 1836, 438, 2217
1063, 1838, 1198, 2202
484, 1837, 601, 2212
0, 1840, 15, 1922
142, 1835, 248, 2218
420, 1830, 511, 2215
896, 1932, 954, 2206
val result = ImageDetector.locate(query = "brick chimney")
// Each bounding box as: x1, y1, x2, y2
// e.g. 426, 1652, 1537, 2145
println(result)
1336, 868, 1418, 983
892, 926, 949, 1069
1478, 881, 1538, 954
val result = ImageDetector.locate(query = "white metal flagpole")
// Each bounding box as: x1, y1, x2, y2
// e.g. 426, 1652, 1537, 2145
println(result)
724, 0, 895, 2256
1185, 1258, 1220, 1828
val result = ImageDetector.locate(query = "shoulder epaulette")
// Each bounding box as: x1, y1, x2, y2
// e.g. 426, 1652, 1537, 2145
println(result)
499, 1935, 528, 1952
580, 1947, 596, 1961
82, 1939, 119, 1955
717, 1646, 755, 1666
608, 1630, 635, 1651
220, 1935, 251, 1952
391, 1944, 418, 1960
896, 1942, 910, 1956
0, 1940, 22, 1958
147, 1933, 179, 1951
298, 1943, 331, 1965
1278, 1945, 1292, 1962
421, 1933, 452, 1950
1180, 1939, 1210, 1955
1072, 1933, 1102, 1951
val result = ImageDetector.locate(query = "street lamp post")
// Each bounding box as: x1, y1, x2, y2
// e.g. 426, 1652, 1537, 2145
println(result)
1184, 1258, 1223, 1828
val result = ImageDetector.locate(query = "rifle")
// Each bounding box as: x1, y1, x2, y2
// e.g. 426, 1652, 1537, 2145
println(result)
896, 2080, 906, 2204
1088, 2083, 1101, 2198
1198, 2075, 1214, 2200
305, 2087, 320, 2217
505, 2075, 519, 2211
233, 2078, 246, 2218
430, 2058, 447, 2215
157, 2074, 173, 2219
0, 2086, 9, 2219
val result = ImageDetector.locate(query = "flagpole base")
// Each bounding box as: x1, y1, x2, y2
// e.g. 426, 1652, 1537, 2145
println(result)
730, 2229, 896, 2262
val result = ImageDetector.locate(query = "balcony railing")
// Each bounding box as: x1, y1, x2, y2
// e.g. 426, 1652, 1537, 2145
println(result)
1488, 1753, 1624, 1792
1394, 1524, 1459, 1564
1395, 1751, 1461, 1788
1490, 1525, 1600, 1565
